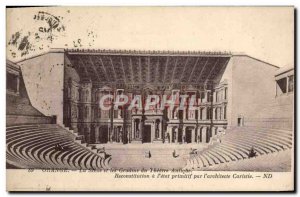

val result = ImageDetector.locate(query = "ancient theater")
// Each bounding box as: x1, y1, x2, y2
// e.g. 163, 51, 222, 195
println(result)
6, 48, 294, 170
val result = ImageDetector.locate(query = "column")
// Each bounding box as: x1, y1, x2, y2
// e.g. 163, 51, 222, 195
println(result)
127, 125, 131, 143
183, 108, 186, 120
213, 91, 216, 103
95, 126, 100, 143
167, 126, 171, 143
175, 127, 178, 143
207, 127, 211, 143
221, 107, 223, 120
211, 126, 215, 137
119, 126, 123, 143
215, 126, 218, 136
182, 126, 186, 143
170, 127, 173, 143
203, 107, 207, 120
139, 118, 142, 139
196, 127, 200, 143
108, 125, 112, 142
16, 76, 20, 93
159, 118, 162, 139
202, 127, 207, 143
132, 118, 135, 139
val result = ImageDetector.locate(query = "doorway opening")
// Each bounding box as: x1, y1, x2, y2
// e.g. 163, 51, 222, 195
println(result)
185, 128, 192, 143
238, 117, 244, 127
142, 125, 151, 143
99, 126, 108, 143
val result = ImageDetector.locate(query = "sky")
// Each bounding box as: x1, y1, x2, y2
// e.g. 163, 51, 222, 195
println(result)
6, 6, 294, 67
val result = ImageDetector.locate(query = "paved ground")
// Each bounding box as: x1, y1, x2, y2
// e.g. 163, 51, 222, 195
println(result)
96, 143, 207, 170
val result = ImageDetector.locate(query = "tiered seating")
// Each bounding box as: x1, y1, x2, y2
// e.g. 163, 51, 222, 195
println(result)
186, 127, 293, 169
6, 124, 110, 170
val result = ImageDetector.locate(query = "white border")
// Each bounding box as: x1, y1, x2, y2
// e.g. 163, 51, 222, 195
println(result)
1, 1, 298, 196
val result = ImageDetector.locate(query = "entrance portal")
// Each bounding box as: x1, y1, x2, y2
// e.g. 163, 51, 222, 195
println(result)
142, 125, 151, 143
185, 128, 192, 143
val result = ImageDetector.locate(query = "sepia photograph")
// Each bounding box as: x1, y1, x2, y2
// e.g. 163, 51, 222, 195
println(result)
5, 6, 295, 191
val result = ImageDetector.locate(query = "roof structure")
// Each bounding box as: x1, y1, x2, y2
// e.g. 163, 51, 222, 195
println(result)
65, 49, 231, 86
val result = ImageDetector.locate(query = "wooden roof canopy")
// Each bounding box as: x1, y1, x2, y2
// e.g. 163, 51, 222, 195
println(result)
65, 49, 231, 88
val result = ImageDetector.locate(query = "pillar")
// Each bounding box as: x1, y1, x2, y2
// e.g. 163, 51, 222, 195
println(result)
159, 119, 162, 139
175, 127, 178, 143
203, 107, 207, 120
166, 126, 171, 143
211, 126, 215, 137
132, 118, 135, 139
182, 126, 186, 143
127, 125, 131, 143
119, 126, 123, 143
95, 126, 100, 143
196, 127, 200, 143
108, 125, 112, 142
202, 127, 207, 143
139, 118, 142, 139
